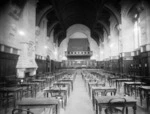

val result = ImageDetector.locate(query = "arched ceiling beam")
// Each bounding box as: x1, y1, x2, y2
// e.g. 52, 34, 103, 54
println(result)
47, 21, 59, 36
36, 5, 53, 26
104, 4, 121, 24
60, 0, 95, 14
54, 31, 66, 46
97, 20, 110, 36
120, 0, 140, 17
94, 29, 104, 43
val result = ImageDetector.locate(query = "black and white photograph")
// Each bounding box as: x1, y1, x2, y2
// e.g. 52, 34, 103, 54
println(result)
0, 0, 150, 114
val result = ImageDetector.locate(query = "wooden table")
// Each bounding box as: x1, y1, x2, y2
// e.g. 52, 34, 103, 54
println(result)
88, 82, 105, 96
47, 76, 55, 86
44, 87, 68, 107
0, 87, 23, 108
95, 96, 137, 114
17, 98, 59, 114
58, 79, 74, 90
85, 78, 97, 90
116, 78, 132, 91
108, 77, 120, 87
124, 82, 145, 97
31, 79, 46, 90
91, 86, 116, 107
0, 87, 22, 100
53, 82, 71, 96
19, 83, 38, 97
139, 86, 150, 109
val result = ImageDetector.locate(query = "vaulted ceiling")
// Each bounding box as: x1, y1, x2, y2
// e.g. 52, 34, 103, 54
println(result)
36, 0, 121, 46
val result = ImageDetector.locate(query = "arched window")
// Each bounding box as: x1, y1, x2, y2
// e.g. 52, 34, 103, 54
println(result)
134, 14, 141, 49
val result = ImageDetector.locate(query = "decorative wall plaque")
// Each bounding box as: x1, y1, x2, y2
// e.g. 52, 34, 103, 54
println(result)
28, 41, 35, 57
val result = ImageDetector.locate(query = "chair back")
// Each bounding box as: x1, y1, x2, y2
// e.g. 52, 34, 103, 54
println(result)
12, 108, 34, 114
105, 98, 126, 114
50, 90, 62, 98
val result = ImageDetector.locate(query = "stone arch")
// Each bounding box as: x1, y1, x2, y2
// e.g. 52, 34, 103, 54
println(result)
47, 21, 59, 36
97, 20, 110, 36
122, 2, 136, 17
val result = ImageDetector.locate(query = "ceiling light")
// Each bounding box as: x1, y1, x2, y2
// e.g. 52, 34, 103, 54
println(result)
110, 44, 114, 48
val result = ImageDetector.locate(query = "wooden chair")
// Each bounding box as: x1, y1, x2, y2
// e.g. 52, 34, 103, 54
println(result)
12, 108, 34, 114
105, 98, 126, 114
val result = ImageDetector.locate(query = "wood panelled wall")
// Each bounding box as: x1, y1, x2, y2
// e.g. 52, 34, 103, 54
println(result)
50, 60, 61, 73
35, 59, 46, 74
0, 52, 19, 77
35, 59, 61, 74
131, 51, 150, 76
96, 51, 150, 76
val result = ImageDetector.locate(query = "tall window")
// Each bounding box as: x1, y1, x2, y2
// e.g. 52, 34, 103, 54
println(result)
134, 16, 141, 49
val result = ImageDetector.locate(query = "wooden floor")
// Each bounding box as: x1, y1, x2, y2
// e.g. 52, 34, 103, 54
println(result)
1, 70, 150, 114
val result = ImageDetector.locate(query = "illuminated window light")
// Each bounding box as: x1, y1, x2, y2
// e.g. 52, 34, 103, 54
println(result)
18, 30, 25, 36
44, 46, 48, 49
110, 44, 114, 48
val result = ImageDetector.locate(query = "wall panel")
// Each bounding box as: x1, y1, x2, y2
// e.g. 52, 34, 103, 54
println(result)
0, 52, 19, 77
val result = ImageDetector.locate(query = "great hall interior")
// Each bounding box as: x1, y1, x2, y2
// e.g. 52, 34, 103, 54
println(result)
0, 0, 150, 114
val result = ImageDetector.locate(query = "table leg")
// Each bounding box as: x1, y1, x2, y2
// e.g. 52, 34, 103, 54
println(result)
139, 88, 142, 106
27, 109, 30, 114
135, 85, 137, 99
99, 105, 102, 114
133, 104, 137, 114
56, 104, 59, 114
116, 80, 117, 89
95, 101, 98, 114
126, 107, 128, 114
92, 91, 95, 108
146, 91, 149, 110
124, 84, 126, 95
47, 92, 49, 97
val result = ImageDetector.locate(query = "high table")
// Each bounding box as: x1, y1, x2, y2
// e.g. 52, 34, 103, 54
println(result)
94, 96, 137, 114
16, 98, 60, 114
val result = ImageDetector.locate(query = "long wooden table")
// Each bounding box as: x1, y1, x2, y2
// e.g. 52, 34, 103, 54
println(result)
17, 98, 60, 114
94, 96, 137, 114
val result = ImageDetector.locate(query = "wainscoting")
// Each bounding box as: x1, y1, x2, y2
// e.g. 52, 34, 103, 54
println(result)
0, 52, 19, 77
